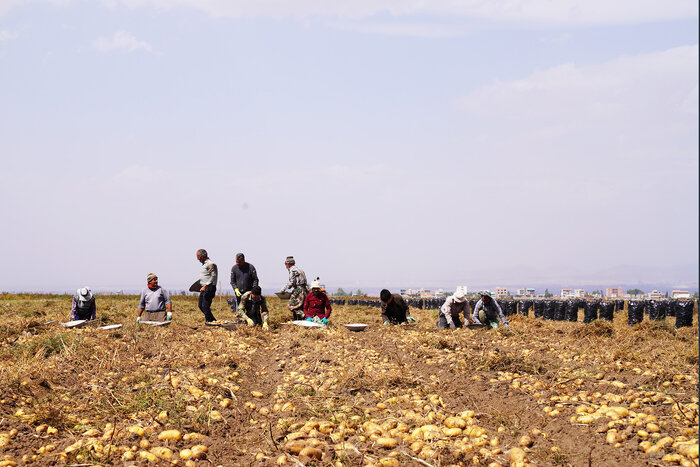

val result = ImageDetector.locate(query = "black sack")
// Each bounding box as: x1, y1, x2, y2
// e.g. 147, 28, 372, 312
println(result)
627, 300, 645, 325
583, 300, 599, 323
675, 300, 694, 328
598, 301, 614, 321
534, 300, 545, 319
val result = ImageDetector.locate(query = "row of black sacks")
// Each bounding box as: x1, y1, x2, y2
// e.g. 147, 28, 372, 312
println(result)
327, 298, 696, 328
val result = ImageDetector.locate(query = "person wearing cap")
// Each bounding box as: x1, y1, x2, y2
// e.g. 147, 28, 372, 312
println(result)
472, 290, 509, 329
379, 289, 415, 325
229, 253, 259, 312
437, 290, 470, 329
279, 256, 308, 320
71, 287, 97, 321
237, 285, 270, 329
196, 249, 218, 322
303, 280, 331, 325
137, 274, 172, 323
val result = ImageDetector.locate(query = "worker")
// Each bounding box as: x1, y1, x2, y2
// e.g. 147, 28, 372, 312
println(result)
196, 249, 218, 322
71, 287, 96, 321
229, 252, 259, 312
437, 290, 469, 329
237, 285, 269, 329
137, 273, 172, 322
303, 280, 331, 325
472, 290, 509, 329
279, 256, 308, 320
379, 289, 416, 325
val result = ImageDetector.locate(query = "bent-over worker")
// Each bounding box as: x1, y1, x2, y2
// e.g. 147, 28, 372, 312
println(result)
472, 290, 509, 329
303, 280, 331, 325
137, 273, 172, 322
71, 287, 96, 321
237, 285, 270, 329
379, 289, 415, 325
437, 290, 469, 329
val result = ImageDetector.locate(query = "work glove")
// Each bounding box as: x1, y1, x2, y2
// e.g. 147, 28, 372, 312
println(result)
407, 316, 416, 323
449, 323, 456, 329
383, 321, 389, 326
262, 322, 269, 330
136, 316, 141, 324
305, 317, 313, 322
245, 317, 254, 326
235, 288, 241, 297
321, 318, 328, 325
504, 323, 509, 329
490, 322, 498, 329
166, 312, 172, 321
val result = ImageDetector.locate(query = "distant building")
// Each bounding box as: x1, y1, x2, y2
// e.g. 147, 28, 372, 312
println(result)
672, 290, 690, 299
648, 290, 664, 300
574, 289, 586, 299
605, 287, 624, 299
560, 288, 573, 299
494, 287, 508, 299
516, 287, 536, 298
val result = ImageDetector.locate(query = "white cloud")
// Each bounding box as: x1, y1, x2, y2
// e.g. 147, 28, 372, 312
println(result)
114, 164, 170, 183
1, 0, 697, 26
458, 45, 699, 167
330, 21, 465, 37
0, 29, 18, 43
91, 30, 152, 53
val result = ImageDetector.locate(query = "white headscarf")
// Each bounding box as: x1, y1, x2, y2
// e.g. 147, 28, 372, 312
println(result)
76, 287, 93, 304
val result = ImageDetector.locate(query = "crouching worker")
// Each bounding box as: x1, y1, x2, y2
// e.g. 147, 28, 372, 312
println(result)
137, 273, 172, 323
71, 287, 96, 321
380, 289, 415, 325
437, 290, 469, 329
303, 281, 331, 326
472, 290, 509, 329
237, 286, 270, 330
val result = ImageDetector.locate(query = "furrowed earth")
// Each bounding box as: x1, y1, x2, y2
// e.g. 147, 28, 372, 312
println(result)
0, 294, 697, 466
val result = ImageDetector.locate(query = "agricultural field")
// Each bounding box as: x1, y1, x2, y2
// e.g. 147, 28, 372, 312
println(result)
0, 294, 697, 466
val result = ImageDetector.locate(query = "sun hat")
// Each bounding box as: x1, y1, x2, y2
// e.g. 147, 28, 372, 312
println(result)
454, 290, 466, 302
310, 280, 321, 289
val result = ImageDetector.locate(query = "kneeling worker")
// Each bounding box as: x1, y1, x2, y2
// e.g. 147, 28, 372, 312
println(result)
380, 289, 415, 325
137, 273, 172, 322
237, 285, 270, 329
303, 280, 331, 325
472, 290, 509, 329
437, 290, 469, 329
71, 287, 96, 321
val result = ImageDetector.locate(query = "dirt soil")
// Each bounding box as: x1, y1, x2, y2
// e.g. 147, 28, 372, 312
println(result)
0, 294, 697, 466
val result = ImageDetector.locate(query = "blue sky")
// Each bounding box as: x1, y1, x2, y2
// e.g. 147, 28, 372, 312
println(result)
1, 1, 697, 293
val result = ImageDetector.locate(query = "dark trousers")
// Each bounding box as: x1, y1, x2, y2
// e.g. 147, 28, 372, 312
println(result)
199, 285, 217, 322
436, 313, 463, 329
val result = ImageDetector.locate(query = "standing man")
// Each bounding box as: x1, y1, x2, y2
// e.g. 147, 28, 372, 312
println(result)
237, 285, 270, 329
137, 273, 172, 323
229, 252, 259, 312
379, 289, 415, 325
279, 256, 308, 320
472, 290, 509, 329
196, 249, 218, 322
437, 290, 469, 329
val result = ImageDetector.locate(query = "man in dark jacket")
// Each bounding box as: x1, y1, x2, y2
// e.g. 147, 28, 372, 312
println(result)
237, 286, 269, 329
380, 289, 415, 325
229, 253, 259, 312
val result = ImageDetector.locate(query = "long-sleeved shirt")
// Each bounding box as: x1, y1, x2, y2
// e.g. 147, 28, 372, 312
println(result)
283, 265, 307, 290
230, 262, 259, 294
71, 296, 96, 321
199, 259, 218, 286
303, 291, 331, 319
237, 291, 269, 324
138, 286, 171, 312
472, 298, 508, 326
381, 294, 410, 323
439, 296, 469, 327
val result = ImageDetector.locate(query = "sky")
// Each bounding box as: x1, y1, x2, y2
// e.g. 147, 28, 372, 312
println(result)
0, 0, 698, 294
